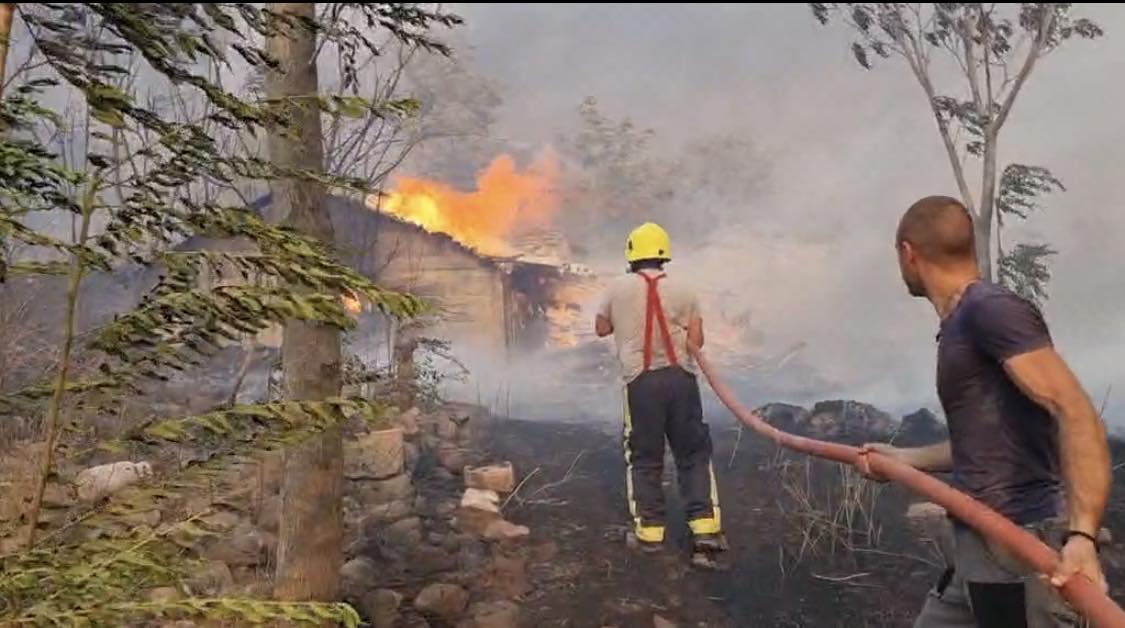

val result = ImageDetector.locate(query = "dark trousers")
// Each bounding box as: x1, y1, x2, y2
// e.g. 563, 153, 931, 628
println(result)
623, 366, 721, 542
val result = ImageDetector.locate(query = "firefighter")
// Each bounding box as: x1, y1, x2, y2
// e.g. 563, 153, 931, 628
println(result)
595, 222, 727, 565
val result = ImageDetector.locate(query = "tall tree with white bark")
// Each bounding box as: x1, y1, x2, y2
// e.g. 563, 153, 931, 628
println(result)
810, 3, 1103, 305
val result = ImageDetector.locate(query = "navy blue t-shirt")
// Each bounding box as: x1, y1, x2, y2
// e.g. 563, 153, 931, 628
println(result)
937, 281, 1062, 524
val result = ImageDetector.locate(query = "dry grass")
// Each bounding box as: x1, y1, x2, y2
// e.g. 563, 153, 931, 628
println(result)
773, 455, 885, 571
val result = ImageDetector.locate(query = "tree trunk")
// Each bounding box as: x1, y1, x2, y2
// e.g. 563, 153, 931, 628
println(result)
266, 2, 344, 603
977, 132, 999, 282
0, 4, 14, 99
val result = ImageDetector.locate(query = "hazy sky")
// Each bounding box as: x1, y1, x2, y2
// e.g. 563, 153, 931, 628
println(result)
440, 4, 1125, 422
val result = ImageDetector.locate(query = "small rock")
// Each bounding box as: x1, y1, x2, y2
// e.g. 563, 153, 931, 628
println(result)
488, 554, 531, 599
360, 499, 414, 527
122, 509, 162, 528
400, 612, 432, 628
458, 539, 490, 572
432, 467, 455, 483
461, 488, 500, 513
463, 601, 520, 628
203, 523, 276, 567
906, 501, 946, 521
436, 500, 458, 517
438, 444, 468, 474
464, 463, 515, 493
412, 544, 457, 574
414, 583, 469, 619
361, 589, 403, 628
201, 509, 242, 532
532, 541, 559, 563
653, 614, 677, 628
457, 506, 502, 538
146, 586, 181, 604
188, 560, 234, 596
75, 460, 153, 502
404, 442, 421, 472
483, 519, 530, 542
384, 516, 424, 548
346, 427, 405, 480
355, 473, 414, 505
396, 408, 422, 438
443, 534, 463, 553
340, 556, 378, 600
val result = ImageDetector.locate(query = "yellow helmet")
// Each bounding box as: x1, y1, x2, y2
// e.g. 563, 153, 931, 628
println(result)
625, 222, 671, 263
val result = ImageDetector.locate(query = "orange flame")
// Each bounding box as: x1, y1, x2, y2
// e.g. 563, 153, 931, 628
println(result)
371, 151, 560, 257
341, 292, 362, 315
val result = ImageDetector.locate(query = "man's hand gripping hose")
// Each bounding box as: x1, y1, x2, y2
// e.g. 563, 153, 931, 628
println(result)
687, 345, 1125, 628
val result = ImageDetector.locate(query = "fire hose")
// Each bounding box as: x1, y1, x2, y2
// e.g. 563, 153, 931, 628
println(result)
689, 347, 1125, 628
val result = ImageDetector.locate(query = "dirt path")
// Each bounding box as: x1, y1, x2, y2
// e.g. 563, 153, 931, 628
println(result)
482, 417, 937, 627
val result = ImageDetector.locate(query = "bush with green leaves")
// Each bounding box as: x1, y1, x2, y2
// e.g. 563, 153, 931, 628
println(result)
0, 3, 459, 626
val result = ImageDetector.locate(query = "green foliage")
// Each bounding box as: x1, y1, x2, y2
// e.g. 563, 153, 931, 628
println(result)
0, 2, 459, 626
997, 164, 1065, 220
998, 242, 1056, 307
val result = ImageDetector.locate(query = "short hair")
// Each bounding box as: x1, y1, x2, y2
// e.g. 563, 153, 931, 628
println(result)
896, 196, 976, 262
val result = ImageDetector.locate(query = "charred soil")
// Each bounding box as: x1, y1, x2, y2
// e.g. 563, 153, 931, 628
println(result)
478, 415, 1125, 627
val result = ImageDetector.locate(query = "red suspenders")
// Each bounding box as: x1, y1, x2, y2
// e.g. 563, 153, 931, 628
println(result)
639, 272, 679, 371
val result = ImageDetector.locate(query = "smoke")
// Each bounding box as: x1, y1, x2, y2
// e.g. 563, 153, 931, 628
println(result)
439, 3, 1125, 423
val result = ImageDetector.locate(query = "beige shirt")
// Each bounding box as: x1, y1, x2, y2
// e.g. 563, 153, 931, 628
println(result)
597, 269, 700, 384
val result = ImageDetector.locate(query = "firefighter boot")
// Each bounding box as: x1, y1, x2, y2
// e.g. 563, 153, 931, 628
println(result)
690, 532, 729, 570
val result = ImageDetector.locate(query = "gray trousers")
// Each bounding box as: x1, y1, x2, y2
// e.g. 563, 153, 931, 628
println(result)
915, 518, 1088, 628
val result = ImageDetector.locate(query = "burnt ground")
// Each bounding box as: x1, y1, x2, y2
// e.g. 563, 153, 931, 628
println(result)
476, 415, 1125, 628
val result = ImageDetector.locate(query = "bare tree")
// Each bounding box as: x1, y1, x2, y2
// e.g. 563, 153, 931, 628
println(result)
810, 3, 1103, 302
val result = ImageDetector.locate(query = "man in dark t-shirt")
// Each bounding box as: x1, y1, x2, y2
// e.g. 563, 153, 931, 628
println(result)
859, 196, 1111, 627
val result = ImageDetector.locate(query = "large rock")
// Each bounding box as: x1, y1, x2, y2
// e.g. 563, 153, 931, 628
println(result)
806, 400, 897, 442
354, 473, 414, 505
899, 409, 949, 446
460, 601, 520, 628
464, 463, 515, 493
346, 428, 405, 480
414, 583, 469, 620
361, 589, 403, 628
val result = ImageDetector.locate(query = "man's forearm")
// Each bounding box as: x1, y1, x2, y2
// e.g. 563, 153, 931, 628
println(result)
903, 441, 953, 473
1057, 398, 1111, 535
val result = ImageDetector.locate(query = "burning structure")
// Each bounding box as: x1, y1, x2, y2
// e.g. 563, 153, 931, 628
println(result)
322, 151, 597, 364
